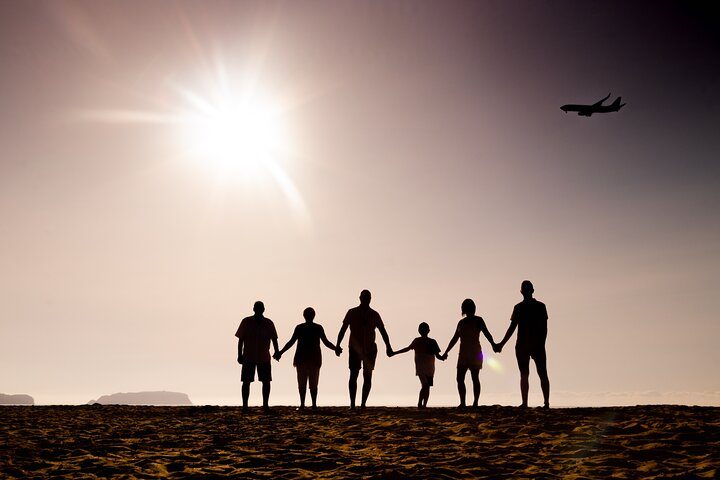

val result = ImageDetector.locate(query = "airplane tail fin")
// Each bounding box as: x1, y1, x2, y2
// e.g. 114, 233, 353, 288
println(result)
611, 96, 623, 108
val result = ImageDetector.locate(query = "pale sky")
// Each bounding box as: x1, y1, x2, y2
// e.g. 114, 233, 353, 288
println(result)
1, 0, 719, 406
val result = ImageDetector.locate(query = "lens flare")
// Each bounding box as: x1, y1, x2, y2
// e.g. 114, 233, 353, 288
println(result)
486, 356, 504, 373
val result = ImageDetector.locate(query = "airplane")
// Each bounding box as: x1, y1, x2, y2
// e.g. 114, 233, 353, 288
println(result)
560, 93, 626, 116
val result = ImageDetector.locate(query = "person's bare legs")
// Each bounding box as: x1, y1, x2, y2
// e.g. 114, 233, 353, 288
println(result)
241, 381, 251, 411
457, 380, 466, 407
456, 367, 467, 408
534, 351, 550, 408
470, 369, 481, 407
419, 378, 430, 408
310, 388, 318, 409
516, 352, 530, 408
297, 368, 307, 409
261, 381, 271, 412
520, 374, 529, 407
360, 369, 373, 408
349, 369, 360, 409
298, 385, 307, 409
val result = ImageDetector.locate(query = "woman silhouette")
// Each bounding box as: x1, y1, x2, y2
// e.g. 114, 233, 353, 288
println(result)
441, 299, 497, 408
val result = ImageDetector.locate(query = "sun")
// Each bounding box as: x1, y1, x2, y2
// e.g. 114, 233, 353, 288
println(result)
181, 90, 287, 178
76, 63, 309, 221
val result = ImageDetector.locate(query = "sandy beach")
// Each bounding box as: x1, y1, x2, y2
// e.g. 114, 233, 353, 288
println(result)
1, 405, 717, 479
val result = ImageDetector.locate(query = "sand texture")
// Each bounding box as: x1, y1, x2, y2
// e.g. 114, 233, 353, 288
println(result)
1, 405, 718, 479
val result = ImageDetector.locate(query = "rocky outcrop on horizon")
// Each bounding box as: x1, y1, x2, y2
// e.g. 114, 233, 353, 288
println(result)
87, 391, 192, 405
0, 393, 34, 405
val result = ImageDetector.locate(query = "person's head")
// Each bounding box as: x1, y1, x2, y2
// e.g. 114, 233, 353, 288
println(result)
359, 289, 372, 306
303, 307, 316, 322
521, 280, 534, 299
418, 322, 430, 337
461, 298, 476, 317
253, 301, 265, 315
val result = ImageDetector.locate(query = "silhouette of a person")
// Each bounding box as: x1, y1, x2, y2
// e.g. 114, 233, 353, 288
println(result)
495, 280, 550, 408
275, 307, 340, 409
235, 301, 280, 412
335, 290, 393, 409
389, 322, 445, 408
441, 299, 497, 408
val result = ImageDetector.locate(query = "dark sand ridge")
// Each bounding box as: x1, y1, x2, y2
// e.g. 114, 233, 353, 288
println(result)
1, 405, 717, 479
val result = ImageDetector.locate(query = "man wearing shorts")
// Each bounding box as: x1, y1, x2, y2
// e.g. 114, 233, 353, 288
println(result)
496, 280, 550, 408
235, 301, 280, 412
275, 307, 339, 409
335, 290, 393, 409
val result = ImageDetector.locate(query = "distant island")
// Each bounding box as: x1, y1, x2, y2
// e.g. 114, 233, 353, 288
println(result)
0, 393, 34, 405
88, 391, 192, 406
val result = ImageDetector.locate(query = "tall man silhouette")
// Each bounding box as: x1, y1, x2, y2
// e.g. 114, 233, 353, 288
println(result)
236, 301, 280, 412
336, 290, 393, 409
496, 281, 550, 408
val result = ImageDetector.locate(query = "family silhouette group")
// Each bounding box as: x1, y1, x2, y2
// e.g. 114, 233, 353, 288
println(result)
235, 281, 550, 411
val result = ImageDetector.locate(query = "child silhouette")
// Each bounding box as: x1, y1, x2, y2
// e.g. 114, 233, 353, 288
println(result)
390, 322, 445, 408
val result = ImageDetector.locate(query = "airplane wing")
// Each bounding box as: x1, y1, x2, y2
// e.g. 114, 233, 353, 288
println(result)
592, 93, 611, 107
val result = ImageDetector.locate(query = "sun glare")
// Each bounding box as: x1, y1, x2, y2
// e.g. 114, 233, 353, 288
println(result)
182, 92, 286, 178
78, 61, 309, 221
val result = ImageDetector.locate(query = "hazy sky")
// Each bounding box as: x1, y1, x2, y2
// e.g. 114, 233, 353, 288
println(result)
1, 0, 719, 406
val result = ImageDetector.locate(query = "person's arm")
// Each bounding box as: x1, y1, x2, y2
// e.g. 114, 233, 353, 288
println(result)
497, 314, 518, 352
277, 328, 299, 358
320, 327, 339, 353
378, 323, 393, 356
480, 318, 496, 349
391, 343, 413, 357
270, 323, 280, 361
336, 323, 349, 353
236, 323, 245, 364
272, 337, 280, 360
432, 340, 445, 360
442, 326, 461, 359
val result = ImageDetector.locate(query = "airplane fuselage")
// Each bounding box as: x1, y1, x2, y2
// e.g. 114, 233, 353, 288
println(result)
561, 94, 625, 116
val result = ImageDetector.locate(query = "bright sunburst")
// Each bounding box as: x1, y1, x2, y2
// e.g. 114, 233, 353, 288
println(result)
78, 63, 308, 220
179, 87, 287, 179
